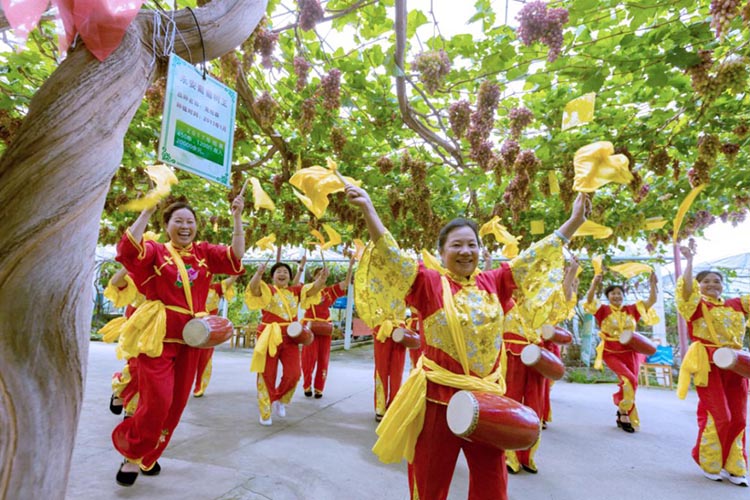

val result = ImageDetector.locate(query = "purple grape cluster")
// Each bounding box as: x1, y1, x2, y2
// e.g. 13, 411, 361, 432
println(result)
294, 56, 311, 91
254, 91, 278, 128
376, 156, 394, 175
412, 50, 452, 95
648, 148, 671, 176
467, 81, 500, 164
254, 29, 279, 69
721, 142, 740, 163
299, 0, 324, 32
330, 127, 347, 155
733, 122, 749, 138
298, 97, 317, 135
470, 140, 495, 171
516, 1, 569, 62
687, 159, 711, 188
320, 69, 342, 111
710, 0, 741, 39
633, 183, 651, 204
508, 106, 534, 139
448, 100, 471, 139
500, 139, 520, 166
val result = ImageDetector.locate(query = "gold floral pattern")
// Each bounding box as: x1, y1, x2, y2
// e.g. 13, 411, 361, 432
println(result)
676, 277, 747, 347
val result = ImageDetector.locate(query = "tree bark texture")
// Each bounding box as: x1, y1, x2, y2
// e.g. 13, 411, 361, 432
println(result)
0, 1, 266, 498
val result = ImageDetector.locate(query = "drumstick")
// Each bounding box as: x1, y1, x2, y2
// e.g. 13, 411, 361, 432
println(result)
333, 169, 351, 187
239, 177, 250, 197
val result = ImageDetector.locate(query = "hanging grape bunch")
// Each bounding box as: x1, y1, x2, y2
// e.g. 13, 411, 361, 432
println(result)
412, 49, 452, 95
448, 100, 471, 139
253, 28, 279, 69
330, 127, 347, 156
671, 159, 681, 182
647, 148, 671, 176
144, 77, 166, 117
685, 50, 716, 97
219, 52, 241, 80
688, 159, 711, 188
271, 174, 285, 196
697, 133, 720, 166
710, 0, 741, 39
387, 186, 403, 219
492, 155, 505, 186
0, 108, 23, 146
467, 81, 500, 170
376, 155, 394, 175
298, 97, 317, 135
320, 68, 342, 111
294, 56, 311, 92
715, 56, 748, 95
733, 122, 749, 138
500, 139, 520, 168
721, 142, 740, 164
298, 0, 324, 31
516, 1, 569, 62
503, 150, 540, 220
508, 106, 534, 140
559, 161, 575, 209
253, 91, 278, 129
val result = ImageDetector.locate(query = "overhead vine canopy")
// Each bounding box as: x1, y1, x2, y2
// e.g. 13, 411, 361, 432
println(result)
1, 0, 748, 253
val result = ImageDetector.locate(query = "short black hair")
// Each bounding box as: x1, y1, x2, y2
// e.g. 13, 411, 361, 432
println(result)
696, 270, 723, 283
270, 262, 293, 277
437, 218, 480, 252
162, 202, 197, 226
604, 284, 625, 298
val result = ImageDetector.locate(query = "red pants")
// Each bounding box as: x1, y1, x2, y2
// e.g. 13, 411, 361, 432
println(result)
112, 342, 200, 468
408, 347, 422, 369
693, 364, 748, 475
373, 337, 406, 416
602, 349, 640, 418
302, 335, 332, 394
259, 336, 301, 404
542, 341, 561, 422
504, 351, 545, 468
112, 357, 140, 412
408, 400, 508, 500
193, 347, 214, 395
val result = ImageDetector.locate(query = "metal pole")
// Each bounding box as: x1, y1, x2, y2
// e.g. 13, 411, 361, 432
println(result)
344, 285, 354, 350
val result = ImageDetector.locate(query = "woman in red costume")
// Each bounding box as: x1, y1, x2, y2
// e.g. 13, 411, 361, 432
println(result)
584, 270, 658, 433
112, 196, 245, 486
245, 260, 329, 425
345, 183, 587, 500
676, 238, 750, 485
301, 255, 355, 399
503, 258, 579, 474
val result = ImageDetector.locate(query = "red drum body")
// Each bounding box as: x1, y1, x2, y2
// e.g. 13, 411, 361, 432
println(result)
541, 324, 573, 345
713, 347, 750, 379
182, 315, 234, 348
308, 320, 333, 336
287, 321, 314, 346
619, 330, 657, 356
446, 390, 540, 451
392, 327, 421, 349
520, 344, 565, 381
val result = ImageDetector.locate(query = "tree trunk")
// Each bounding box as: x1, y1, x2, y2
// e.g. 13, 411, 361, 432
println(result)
0, 1, 266, 498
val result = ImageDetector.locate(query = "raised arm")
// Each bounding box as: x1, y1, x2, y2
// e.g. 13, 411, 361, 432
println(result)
248, 262, 267, 297
109, 267, 130, 288
306, 267, 330, 297
230, 194, 246, 259
340, 254, 356, 291
563, 257, 580, 302
344, 185, 387, 241
483, 248, 493, 271
127, 206, 157, 242
678, 238, 696, 300
586, 274, 603, 304
292, 254, 307, 286
556, 193, 589, 241
644, 271, 658, 309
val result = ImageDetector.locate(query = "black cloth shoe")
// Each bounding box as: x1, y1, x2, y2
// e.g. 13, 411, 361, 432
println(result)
375, 413, 383, 422
507, 465, 518, 475
304, 390, 313, 397
620, 420, 635, 433
140, 461, 161, 476
616, 411, 623, 428
522, 464, 538, 474
116, 460, 138, 487
314, 392, 323, 399
110, 394, 123, 415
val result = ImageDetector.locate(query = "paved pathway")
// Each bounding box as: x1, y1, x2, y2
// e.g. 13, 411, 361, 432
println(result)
66, 342, 750, 499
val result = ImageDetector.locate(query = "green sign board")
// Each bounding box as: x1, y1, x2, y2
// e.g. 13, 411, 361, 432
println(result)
159, 54, 236, 186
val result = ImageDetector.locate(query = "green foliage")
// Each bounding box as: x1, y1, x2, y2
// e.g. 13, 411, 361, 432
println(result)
566, 367, 619, 384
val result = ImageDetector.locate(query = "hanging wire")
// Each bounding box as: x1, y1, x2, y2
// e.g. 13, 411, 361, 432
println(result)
185, 6, 207, 80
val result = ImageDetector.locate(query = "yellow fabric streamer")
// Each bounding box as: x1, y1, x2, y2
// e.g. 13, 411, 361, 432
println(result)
103, 274, 137, 308
562, 92, 596, 131
250, 177, 276, 212
121, 164, 178, 211
310, 224, 342, 251
479, 216, 520, 258
372, 357, 505, 464
352, 239, 366, 260
636, 300, 660, 326
642, 217, 667, 230
573, 220, 613, 239
548, 171, 560, 195
609, 262, 653, 279
250, 323, 283, 373
573, 142, 632, 192
530, 220, 545, 235
116, 300, 167, 359
99, 316, 128, 343
255, 234, 276, 251
420, 249, 447, 274
673, 184, 707, 242
289, 158, 361, 218
594, 333, 606, 370
676, 341, 711, 399
592, 255, 603, 275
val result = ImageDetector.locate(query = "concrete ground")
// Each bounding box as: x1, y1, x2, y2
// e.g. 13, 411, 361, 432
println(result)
66, 342, 750, 500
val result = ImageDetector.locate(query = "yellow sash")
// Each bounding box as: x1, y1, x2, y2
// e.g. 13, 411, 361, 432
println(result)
677, 304, 719, 399
165, 242, 196, 315
249, 287, 296, 373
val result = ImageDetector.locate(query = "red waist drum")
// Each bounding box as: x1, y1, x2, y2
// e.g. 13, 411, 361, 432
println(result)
392, 327, 421, 349
619, 330, 657, 356
541, 325, 573, 345
308, 320, 333, 336
446, 391, 540, 451
182, 316, 234, 348
520, 344, 565, 381
287, 321, 314, 346
714, 347, 750, 378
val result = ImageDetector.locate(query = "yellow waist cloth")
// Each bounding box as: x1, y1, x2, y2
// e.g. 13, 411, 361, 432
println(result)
376, 319, 395, 343
250, 323, 283, 373
100, 316, 128, 344
593, 332, 621, 370
371, 356, 506, 464
677, 341, 716, 399
116, 300, 167, 360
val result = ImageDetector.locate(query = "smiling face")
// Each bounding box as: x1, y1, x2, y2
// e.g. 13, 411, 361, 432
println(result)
272, 266, 291, 287
439, 226, 480, 278
606, 287, 624, 307
166, 208, 197, 248
698, 272, 723, 299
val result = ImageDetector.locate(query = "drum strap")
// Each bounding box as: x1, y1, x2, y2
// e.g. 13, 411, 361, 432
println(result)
166, 242, 196, 316
275, 287, 297, 322
440, 276, 470, 375
700, 303, 721, 345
